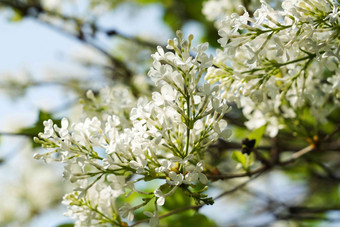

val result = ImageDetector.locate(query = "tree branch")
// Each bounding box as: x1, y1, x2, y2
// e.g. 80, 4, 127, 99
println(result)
289, 206, 340, 214
129, 204, 203, 227
208, 165, 267, 180
0, 0, 135, 82
129, 174, 260, 226
214, 173, 262, 200
209, 145, 314, 180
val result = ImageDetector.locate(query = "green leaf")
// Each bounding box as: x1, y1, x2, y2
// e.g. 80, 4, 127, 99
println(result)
248, 124, 267, 148
56, 223, 74, 227
19, 110, 61, 135
19, 110, 61, 148
163, 11, 181, 30
162, 213, 218, 227
232, 151, 247, 168
10, 9, 24, 22
232, 151, 254, 171
136, 0, 160, 3
163, 188, 193, 211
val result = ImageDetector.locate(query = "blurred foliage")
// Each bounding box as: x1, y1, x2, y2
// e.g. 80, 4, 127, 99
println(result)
57, 224, 75, 227
89, 0, 220, 46
161, 213, 217, 227
19, 110, 61, 147
0, 0, 340, 226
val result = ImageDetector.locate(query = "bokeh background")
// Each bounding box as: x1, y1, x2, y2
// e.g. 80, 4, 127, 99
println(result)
1, 1, 340, 227
0, 1, 213, 226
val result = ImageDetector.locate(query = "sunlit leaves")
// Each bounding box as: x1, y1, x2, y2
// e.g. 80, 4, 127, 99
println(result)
56, 223, 74, 227
9, 9, 24, 22
232, 150, 254, 172
19, 110, 61, 137
248, 124, 266, 148
19, 110, 61, 148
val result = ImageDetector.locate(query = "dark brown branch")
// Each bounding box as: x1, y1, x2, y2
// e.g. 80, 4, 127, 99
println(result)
209, 139, 273, 152
208, 165, 267, 180
289, 206, 340, 214
209, 145, 314, 180
278, 213, 340, 222
102, 28, 161, 49
214, 173, 262, 200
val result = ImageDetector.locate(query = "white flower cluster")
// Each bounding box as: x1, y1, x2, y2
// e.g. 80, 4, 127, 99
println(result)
206, 0, 340, 136
83, 86, 135, 126
35, 32, 231, 226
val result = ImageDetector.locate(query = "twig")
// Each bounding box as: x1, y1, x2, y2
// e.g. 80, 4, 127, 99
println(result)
129, 204, 203, 227
208, 165, 267, 180
289, 206, 340, 214
214, 173, 262, 200
209, 145, 314, 180
0, 0, 133, 81
279, 213, 340, 222
279, 145, 314, 165
323, 124, 340, 142
130, 174, 261, 226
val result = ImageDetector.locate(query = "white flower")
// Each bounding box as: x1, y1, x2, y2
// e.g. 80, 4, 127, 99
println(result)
154, 188, 166, 206
171, 154, 193, 164
35, 32, 231, 225
144, 211, 159, 227
41, 119, 54, 138
155, 159, 172, 173
183, 161, 208, 185
214, 120, 232, 140
166, 171, 184, 186
129, 156, 147, 174
119, 203, 134, 221
54, 118, 69, 138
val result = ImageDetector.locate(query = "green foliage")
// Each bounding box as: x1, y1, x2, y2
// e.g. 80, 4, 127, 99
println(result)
91, 0, 219, 46
137, 0, 164, 4
163, 188, 193, 211
162, 213, 218, 227
232, 151, 247, 168
9, 9, 24, 22
232, 151, 254, 171
231, 125, 266, 170
159, 0, 219, 46
56, 224, 74, 227
90, 0, 125, 9
19, 110, 61, 147
19, 110, 61, 136
248, 124, 266, 148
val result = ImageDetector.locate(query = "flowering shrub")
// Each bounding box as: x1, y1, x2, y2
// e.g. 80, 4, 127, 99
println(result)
33, 0, 340, 226
206, 0, 340, 137
34, 31, 231, 226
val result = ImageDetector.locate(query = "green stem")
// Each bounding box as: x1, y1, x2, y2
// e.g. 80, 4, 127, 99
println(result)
185, 94, 191, 156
